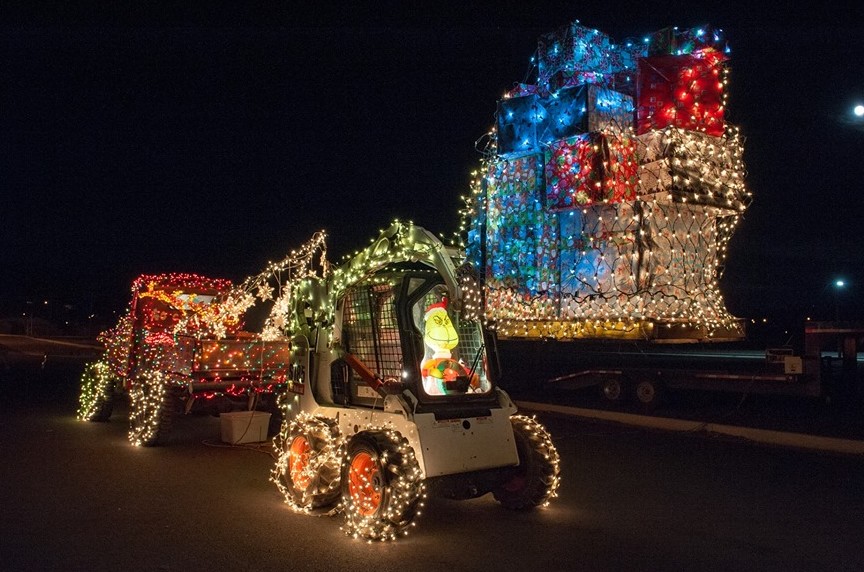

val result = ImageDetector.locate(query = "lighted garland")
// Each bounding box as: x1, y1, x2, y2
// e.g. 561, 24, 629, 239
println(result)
273, 418, 429, 541
339, 428, 427, 542
134, 273, 237, 339
97, 314, 133, 378
503, 415, 561, 508
128, 369, 173, 447
277, 222, 460, 342
76, 360, 115, 421
178, 231, 331, 341
271, 412, 344, 514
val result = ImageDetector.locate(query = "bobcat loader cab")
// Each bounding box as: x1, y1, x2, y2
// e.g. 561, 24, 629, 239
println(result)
273, 223, 559, 540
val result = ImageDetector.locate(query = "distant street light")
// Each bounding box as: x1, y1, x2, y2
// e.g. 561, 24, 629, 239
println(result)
855, 105, 864, 118
834, 279, 846, 321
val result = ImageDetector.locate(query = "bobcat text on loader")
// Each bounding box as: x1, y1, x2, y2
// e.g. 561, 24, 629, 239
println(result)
271, 223, 561, 540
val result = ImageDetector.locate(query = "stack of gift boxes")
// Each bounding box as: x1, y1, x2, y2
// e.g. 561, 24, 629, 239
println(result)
474, 21, 751, 334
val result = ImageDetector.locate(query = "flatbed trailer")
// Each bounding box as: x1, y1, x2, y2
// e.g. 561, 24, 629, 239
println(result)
499, 322, 864, 408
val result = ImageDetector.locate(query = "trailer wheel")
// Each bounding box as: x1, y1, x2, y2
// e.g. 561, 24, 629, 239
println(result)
77, 360, 115, 422
341, 430, 425, 541
493, 415, 560, 510
634, 377, 663, 410
128, 370, 180, 447
599, 376, 626, 403
273, 415, 341, 512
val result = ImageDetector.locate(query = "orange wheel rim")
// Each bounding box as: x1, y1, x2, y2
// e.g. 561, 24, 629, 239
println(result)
348, 451, 382, 516
288, 436, 312, 491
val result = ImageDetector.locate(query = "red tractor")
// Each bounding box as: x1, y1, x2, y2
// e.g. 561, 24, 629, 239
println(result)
78, 273, 290, 446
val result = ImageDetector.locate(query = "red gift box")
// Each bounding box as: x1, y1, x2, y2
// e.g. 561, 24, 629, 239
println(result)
544, 132, 639, 210
636, 51, 726, 136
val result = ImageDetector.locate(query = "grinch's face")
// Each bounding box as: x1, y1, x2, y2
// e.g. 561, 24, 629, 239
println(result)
425, 310, 459, 352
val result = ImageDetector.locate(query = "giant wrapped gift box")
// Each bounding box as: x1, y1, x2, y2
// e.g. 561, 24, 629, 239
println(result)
539, 84, 633, 144
498, 84, 633, 156
635, 127, 747, 212
538, 22, 618, 86
556, 200, 729, 323
639, 200, 724, 320
558, 203, 639, 319
647, 25, 727, 56
497, 93, 545, 156
484, 154, 559, 320
544, 132, 639, 210
537, 21, 642, 88
636, 51, 726, 136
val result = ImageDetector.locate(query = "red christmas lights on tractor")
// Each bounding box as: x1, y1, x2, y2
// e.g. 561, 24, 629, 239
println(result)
78, 272, 290, 446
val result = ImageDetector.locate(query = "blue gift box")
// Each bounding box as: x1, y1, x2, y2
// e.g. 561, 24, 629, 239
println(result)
496, 93, 546, 156
540, 84, 634, 144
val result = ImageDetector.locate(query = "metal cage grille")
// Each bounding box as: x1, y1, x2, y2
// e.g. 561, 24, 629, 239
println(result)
455, 318, 484, 369
342, 283, 403, 383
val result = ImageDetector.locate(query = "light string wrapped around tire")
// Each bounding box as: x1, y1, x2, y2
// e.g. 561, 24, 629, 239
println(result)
493, 415, 561, 510
340, 428, 427, 541
77, 360, 115, 422
128, 369, 177, 447
272, 412, 343, 514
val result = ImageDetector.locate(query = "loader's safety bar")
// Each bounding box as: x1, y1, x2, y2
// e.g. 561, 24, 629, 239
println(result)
341, 352, 404, 396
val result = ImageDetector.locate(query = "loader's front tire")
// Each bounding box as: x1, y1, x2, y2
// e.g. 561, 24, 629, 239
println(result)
273, 415, 341, 511
493, 415, 560, 510
77, 360, 115, 422
341, 430, 425, 540
128, 370, 180, 447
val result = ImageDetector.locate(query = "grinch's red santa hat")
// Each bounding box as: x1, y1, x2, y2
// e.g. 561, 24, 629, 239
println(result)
425, 298, 448, 319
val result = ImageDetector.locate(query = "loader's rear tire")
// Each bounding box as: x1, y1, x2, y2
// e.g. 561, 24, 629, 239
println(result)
128, 371, 180, 447
77, 360, 115, 422
493, 415, 560, 511
341, 430, 425, 540
273, 415, 341, 511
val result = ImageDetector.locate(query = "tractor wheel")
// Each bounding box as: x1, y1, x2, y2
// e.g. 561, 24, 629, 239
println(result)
341, 430, 425, 541
128, 371, 180, 447
634, 377, 664, 410
493, 415, 560, 511
273, 415, 341, 511
599, 376, 626, 403
77, 360, 115, 422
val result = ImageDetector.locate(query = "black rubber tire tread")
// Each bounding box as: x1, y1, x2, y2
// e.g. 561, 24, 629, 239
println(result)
78, 361, 116, 422
88, 389, 115, 422
129, 378, 181, 447
634, 378, 664, 411
599, 376, 626, 403
493, 415, 560, 511
341, 430, 423, 540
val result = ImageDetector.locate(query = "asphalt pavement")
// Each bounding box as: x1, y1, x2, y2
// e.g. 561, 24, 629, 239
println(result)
2, 357, 864, 571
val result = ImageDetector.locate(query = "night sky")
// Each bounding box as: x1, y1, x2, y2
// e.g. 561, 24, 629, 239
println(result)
3, 1, 863, 327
